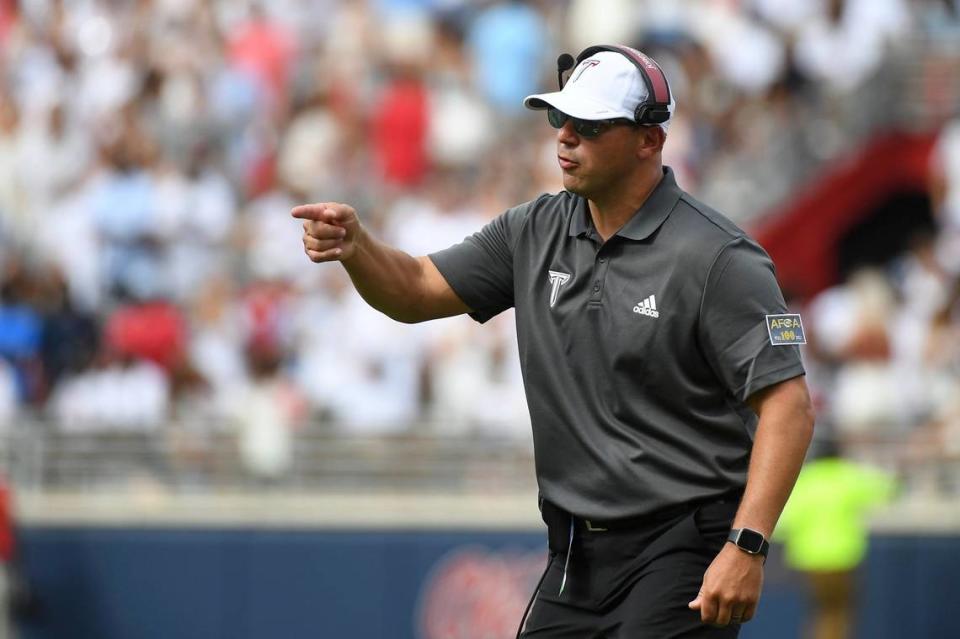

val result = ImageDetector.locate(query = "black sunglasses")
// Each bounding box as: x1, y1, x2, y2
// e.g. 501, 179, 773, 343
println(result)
547, 108, 635, 138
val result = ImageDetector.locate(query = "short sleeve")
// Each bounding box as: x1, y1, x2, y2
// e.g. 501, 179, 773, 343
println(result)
428, 198, 536, 323
698, 237, 805, 402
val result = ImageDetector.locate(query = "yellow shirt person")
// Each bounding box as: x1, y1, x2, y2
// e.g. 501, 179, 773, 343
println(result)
775, 456, 896, 639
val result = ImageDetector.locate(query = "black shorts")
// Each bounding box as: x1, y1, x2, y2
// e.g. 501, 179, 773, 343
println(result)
518, 498, 742, 639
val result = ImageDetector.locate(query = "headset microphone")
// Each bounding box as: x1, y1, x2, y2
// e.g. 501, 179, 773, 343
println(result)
556, 53, 575, 89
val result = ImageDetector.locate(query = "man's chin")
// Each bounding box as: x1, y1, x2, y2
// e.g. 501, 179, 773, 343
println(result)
561, 175, 587, 195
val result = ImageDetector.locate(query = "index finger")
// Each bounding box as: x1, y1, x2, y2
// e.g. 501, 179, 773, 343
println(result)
291, 203, 332, 221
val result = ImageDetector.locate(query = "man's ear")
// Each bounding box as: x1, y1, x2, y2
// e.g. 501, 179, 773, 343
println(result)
636, 126, 666, 158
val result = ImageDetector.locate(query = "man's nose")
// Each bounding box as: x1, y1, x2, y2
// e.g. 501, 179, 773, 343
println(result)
557, 120, 579, 145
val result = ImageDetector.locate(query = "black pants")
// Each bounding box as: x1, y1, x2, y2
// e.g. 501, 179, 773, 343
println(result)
518, 499, 742, 639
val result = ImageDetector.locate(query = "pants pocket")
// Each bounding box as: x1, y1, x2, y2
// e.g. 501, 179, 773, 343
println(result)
692, 501, 738, 551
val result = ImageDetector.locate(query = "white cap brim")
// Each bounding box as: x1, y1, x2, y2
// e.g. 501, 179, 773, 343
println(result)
523, 91, 634, 121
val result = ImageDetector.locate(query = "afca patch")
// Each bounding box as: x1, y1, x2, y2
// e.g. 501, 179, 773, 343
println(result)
765, 314, 806, 346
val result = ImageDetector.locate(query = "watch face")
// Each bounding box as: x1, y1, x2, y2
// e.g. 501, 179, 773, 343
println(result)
738, 529, 765, 553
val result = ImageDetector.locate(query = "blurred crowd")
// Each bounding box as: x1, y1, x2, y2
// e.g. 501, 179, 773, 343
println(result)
801, 118, 960, 495
0, 0, 959, 484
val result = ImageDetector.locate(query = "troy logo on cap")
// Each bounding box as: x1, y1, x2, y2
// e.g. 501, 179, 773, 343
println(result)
569, 59, 600, 84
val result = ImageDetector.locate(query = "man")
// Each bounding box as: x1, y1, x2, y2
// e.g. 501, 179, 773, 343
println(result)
293, 45, 814, 638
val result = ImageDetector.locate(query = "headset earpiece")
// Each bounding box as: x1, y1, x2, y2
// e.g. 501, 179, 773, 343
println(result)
636, 106, 671, 125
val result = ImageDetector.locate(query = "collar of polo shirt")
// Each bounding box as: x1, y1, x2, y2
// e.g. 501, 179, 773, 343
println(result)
568, 167, 683, 240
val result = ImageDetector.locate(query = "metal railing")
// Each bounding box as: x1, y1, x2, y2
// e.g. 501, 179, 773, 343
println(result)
3, 415, 958, 500
0, 417, 538, 495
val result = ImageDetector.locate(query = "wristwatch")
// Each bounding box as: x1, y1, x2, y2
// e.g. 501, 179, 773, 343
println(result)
727, 528, 769, 560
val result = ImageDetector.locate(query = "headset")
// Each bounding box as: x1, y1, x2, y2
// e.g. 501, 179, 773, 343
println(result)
556, 45, 672, 126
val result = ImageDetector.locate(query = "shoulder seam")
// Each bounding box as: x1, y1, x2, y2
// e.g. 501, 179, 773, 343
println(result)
696, 236, 744, 337
678, 193, 745, 241
512, 192, 554, 253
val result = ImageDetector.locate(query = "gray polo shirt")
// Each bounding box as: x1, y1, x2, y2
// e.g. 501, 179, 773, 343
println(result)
429, 167, 805, 520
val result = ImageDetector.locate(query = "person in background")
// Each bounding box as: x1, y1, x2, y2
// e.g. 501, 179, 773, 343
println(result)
775, 437, 896, 639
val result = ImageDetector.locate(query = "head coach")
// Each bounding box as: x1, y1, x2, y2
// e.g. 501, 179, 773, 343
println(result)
293, 44, 815, 638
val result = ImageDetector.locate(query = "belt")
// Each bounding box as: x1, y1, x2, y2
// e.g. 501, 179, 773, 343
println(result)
541, 490, 743, 535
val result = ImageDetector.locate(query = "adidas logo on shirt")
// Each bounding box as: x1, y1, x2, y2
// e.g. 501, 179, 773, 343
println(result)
633, 295, 659, 318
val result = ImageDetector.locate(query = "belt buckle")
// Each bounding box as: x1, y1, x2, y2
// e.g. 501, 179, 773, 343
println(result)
584, 519, 608, 532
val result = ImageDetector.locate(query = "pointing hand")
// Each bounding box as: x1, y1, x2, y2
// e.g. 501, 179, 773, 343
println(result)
291, 202, 362, 263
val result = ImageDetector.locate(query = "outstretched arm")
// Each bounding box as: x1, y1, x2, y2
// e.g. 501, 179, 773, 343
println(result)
689, 375, 815, 626
292, 202, 470, 323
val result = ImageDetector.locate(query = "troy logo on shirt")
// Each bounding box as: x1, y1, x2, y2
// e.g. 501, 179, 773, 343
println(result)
547, 270, 571, 307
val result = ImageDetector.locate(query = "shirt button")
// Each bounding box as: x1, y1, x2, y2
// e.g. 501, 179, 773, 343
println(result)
599, 257, 606, 263
593, 282, 600, 292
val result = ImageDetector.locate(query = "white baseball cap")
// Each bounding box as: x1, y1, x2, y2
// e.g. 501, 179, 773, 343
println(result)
524, 50, 675, 131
